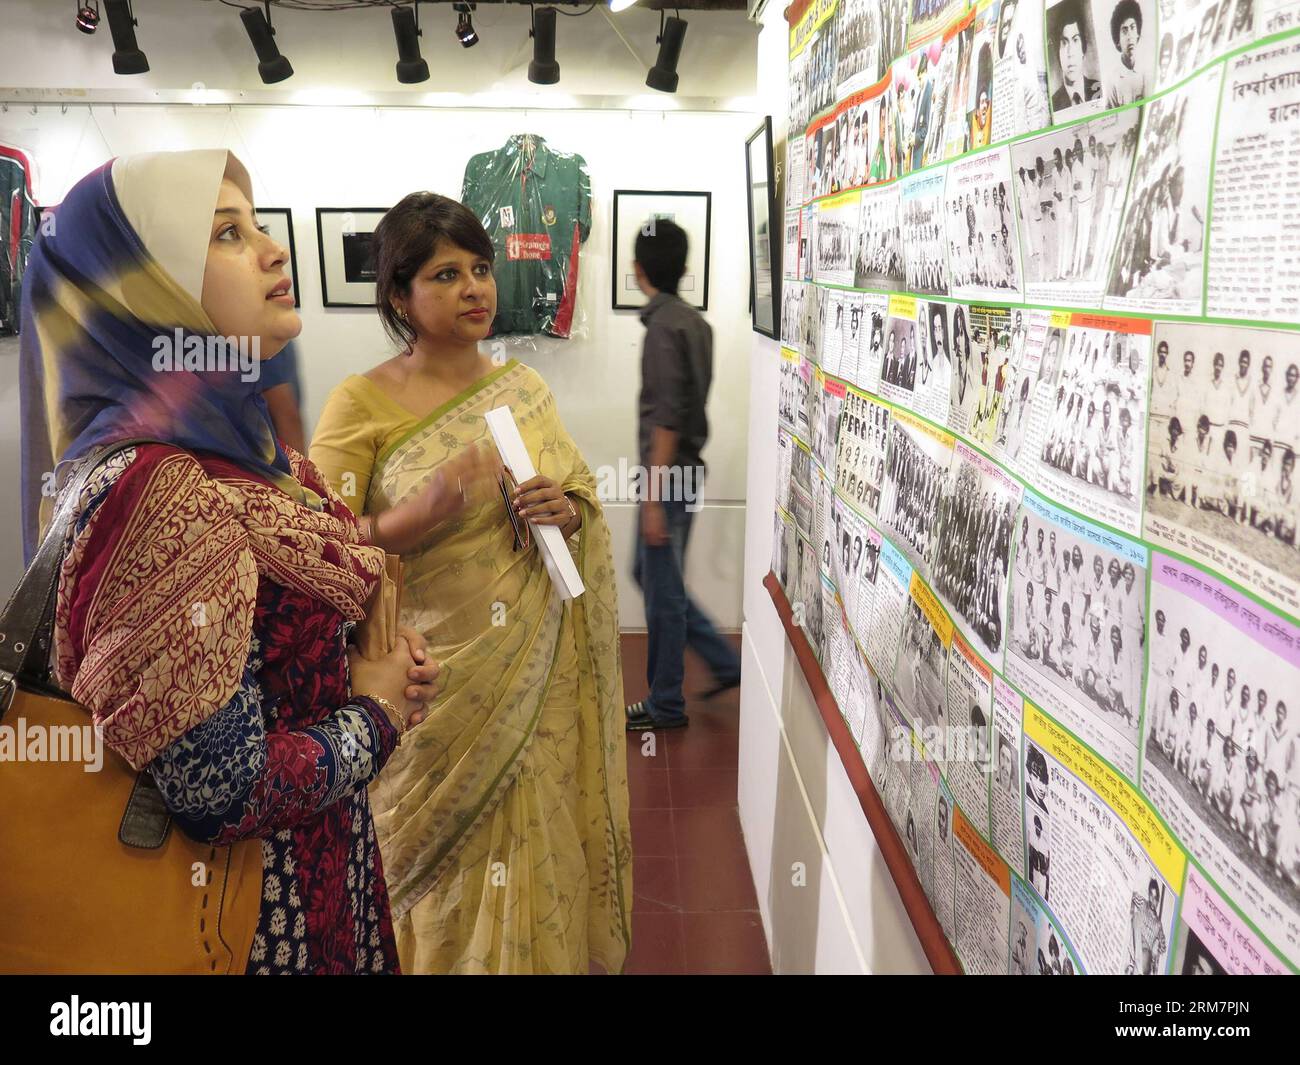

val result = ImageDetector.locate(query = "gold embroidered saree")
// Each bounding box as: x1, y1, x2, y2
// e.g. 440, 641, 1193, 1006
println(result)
358, 360, 632, 974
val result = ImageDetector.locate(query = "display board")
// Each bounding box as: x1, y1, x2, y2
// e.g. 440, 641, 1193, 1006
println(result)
775, 0, 1300, 975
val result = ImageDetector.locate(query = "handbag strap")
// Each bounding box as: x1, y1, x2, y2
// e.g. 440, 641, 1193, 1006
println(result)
0, 437, 166, 691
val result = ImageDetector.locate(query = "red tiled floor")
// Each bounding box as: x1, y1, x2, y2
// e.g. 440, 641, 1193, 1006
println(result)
620, 633, 770, 976
628, 768, 671, 810
681, 912, 771, 975
624, 912, 686, 975
677, 854, 760, 912
662, 726, 739, 769
630, 808, 676, 857
669, 768, 741, 808
673, 806, 748, 858
632, 855, 680, 913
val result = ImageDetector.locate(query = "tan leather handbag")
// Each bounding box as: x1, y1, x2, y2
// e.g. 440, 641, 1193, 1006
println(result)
354, 553, 404, 659
0, 440, 261, 974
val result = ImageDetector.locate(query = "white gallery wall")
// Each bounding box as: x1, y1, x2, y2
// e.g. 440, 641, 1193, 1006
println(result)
0, 1, 761, 627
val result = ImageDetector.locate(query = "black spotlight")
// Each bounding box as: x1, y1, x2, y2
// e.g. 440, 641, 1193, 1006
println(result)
240, 4, 294, 84
392, 5, 430, 83
103, 0, 148, 74
455, 4, 479, 48
647, 16, 688, 93
75, 2, 100, 34
528, 6, 559, 85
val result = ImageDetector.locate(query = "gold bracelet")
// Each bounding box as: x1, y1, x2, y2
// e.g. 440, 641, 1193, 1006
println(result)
364, 694, 406, 740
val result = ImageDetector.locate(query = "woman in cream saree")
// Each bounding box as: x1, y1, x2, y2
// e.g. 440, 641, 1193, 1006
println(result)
355, 359, 632, 974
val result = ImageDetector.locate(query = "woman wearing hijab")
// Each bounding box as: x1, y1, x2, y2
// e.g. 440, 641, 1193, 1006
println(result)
20, 150, 446, 974
309, 192, 632, 975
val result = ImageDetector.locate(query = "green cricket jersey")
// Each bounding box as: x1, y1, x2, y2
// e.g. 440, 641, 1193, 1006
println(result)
460, 134, 591, 339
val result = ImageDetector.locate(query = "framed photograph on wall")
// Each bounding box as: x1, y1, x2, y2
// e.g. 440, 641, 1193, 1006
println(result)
745, 116, 779, 338
611, 190, 711, 311
256, 208, 300, 308
316, 207, 387, 308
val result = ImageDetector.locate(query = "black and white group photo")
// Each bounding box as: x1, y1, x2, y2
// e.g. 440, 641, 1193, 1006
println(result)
789, 49, 811, 136
948, 305, 1012, 444
1037, 323, 1147, 508
780, 279, 806, 350
835, 0, 885, 92
815, 204, 857, 283
879, 0, 911, 78
812, 376, 845, 471
1008, 508, 1147, 745
835, 508, 883, 633
931, 451, 1019, 660
945, 164, 1022, 294
778, 354, 806, 430
821, 289, 863, 381
796, 527, 827, 660
1155, 0, 1256, 90
1146, 322, 1300, 584
881, 312, 920, 390
894, 595, 950, 730
992, 310, 1041, 462
1011, 111, 1137, 294
881, 415, 954, 577
808, 21, 841, 125
798, 280, 825, 366
1144, 587, 1300, 897
901, 178, 951, 294
836, 387, 893, 518
856, 185, 906, 289
1107, 65, 1220, 307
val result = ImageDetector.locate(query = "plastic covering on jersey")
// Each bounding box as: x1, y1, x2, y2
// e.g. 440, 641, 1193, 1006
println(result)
460, 133, 591, 345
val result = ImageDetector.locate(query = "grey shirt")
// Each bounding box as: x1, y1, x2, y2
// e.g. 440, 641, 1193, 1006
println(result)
638, 291, 712, 477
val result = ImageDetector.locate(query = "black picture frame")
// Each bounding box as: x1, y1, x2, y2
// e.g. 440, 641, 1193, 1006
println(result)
611, 189, 711, 311
315, 207, 388, 308
256, 208, 300, 308
745, 116, 780, 339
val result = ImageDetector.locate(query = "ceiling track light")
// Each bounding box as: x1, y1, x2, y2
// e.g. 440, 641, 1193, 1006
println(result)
240, 2, 293, 84
103, 0, 148, 74
75, 1, 100, 34
528, 5, 560, 86
392, 4, 430, 83
454, 3, 479, 49
647, 12, 688, 94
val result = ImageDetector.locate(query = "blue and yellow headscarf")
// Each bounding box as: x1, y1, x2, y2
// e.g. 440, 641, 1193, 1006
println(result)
19, 148, 317, 561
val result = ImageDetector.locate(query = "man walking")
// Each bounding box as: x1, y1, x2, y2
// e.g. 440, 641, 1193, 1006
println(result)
626, 219, 741, 730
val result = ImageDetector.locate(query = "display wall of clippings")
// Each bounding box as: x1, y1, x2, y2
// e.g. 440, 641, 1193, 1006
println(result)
775, 0, 1300, 975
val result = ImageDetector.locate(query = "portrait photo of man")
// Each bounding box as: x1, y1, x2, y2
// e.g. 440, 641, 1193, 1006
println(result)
1049, 0, 1103, 113
1105, 0, 1148, 106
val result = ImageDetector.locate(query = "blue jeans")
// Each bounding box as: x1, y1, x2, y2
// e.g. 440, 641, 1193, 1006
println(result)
633, 499, 741, 725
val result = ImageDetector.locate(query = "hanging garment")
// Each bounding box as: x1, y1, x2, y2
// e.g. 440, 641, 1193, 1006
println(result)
460, 134, 591, 339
